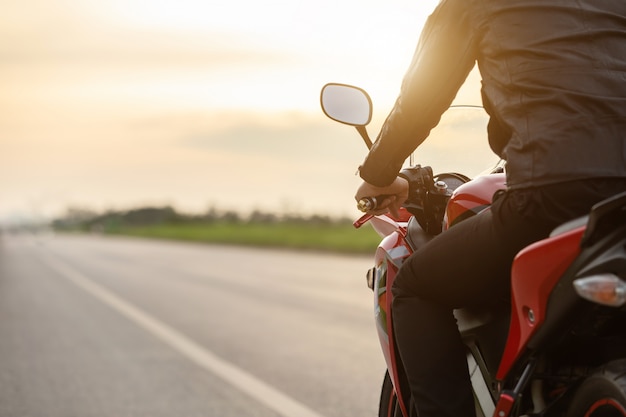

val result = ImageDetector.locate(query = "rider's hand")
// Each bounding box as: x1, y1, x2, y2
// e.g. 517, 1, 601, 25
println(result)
355, 176, 409, 218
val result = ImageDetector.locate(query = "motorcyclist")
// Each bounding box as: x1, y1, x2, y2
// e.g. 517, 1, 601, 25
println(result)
354, 1, 626, 416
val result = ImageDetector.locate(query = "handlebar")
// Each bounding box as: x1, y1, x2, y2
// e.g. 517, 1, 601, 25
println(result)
355, 165, 457, 235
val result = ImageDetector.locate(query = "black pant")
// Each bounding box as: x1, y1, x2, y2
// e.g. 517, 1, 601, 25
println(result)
391, 178, 626, 417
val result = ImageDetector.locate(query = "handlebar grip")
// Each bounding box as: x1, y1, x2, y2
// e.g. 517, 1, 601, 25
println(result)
357, 196, 390, 212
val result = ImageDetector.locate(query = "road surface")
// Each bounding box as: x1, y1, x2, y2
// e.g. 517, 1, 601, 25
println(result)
0, 233, 387, 417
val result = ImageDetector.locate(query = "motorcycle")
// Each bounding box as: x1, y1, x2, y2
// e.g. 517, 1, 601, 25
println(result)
320, 83, 626, 417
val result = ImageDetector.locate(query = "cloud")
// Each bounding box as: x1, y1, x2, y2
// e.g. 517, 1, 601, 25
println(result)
180, 112, 367, 161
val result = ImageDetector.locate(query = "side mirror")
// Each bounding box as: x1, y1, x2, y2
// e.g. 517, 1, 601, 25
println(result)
320, 83, 373, 126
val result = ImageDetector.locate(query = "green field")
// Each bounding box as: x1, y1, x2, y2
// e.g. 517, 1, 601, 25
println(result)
106, 222, 382, 254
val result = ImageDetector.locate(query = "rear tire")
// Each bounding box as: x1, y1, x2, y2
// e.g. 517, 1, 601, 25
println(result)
566, 360, 626, 417
379, 371, 403, 417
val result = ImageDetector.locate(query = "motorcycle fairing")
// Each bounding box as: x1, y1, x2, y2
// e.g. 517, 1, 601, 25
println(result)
496, 225, 585, 380
526, 193, 626, 355
373, 230, 413, 417
373, 231, 403, 355
497, 191, 626, 381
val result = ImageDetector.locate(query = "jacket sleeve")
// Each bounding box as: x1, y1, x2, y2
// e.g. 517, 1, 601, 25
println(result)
359, 0, 478, 187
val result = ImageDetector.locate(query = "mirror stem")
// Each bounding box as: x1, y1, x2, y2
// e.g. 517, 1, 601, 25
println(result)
356, 126, 373, 149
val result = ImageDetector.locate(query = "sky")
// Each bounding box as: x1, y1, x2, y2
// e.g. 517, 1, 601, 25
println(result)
0, 0, 494, 225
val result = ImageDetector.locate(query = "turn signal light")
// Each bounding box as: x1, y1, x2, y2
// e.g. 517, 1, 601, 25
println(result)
573, 274, 626, 307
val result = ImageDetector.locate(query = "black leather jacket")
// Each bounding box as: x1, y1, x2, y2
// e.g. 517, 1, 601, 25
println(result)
359, 0, 626, 189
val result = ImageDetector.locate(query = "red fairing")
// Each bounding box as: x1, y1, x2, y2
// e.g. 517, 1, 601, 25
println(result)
496, 225, 585, 380
374, 231, 412, 417
445, 174, 505, 229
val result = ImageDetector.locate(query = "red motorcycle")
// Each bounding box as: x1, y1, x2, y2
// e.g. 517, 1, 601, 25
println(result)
321, 83, 626, 417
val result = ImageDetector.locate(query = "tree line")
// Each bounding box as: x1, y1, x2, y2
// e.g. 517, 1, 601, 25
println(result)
51, 205, 352, 232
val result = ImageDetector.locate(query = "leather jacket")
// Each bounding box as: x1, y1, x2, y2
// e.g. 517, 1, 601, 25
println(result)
359, 0, 626, 190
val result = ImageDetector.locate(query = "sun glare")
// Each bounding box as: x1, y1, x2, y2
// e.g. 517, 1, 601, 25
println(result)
2, 0, 468, 221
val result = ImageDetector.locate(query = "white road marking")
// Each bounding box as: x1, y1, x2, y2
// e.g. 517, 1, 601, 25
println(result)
43, 255, 328, 417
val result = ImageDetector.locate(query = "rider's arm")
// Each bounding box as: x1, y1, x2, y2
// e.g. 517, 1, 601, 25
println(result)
359, 0, 478, 187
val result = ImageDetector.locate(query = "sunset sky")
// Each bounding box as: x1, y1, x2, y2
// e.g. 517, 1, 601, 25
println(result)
0, 0, 492, 225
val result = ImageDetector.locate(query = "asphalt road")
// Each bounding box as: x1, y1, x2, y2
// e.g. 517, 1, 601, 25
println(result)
0, 233, 387, 417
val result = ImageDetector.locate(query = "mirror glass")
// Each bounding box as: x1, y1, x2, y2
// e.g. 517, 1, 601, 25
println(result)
320, 83, 372, 126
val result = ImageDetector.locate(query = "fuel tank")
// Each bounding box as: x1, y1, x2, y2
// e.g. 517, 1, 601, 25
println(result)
444, 173, 506, 230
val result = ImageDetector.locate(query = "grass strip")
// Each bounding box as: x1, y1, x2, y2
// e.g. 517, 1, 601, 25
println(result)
106, 222, 381, 254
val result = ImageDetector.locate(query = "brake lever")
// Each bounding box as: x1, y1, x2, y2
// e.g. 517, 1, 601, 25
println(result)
353, 213, 375, 229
